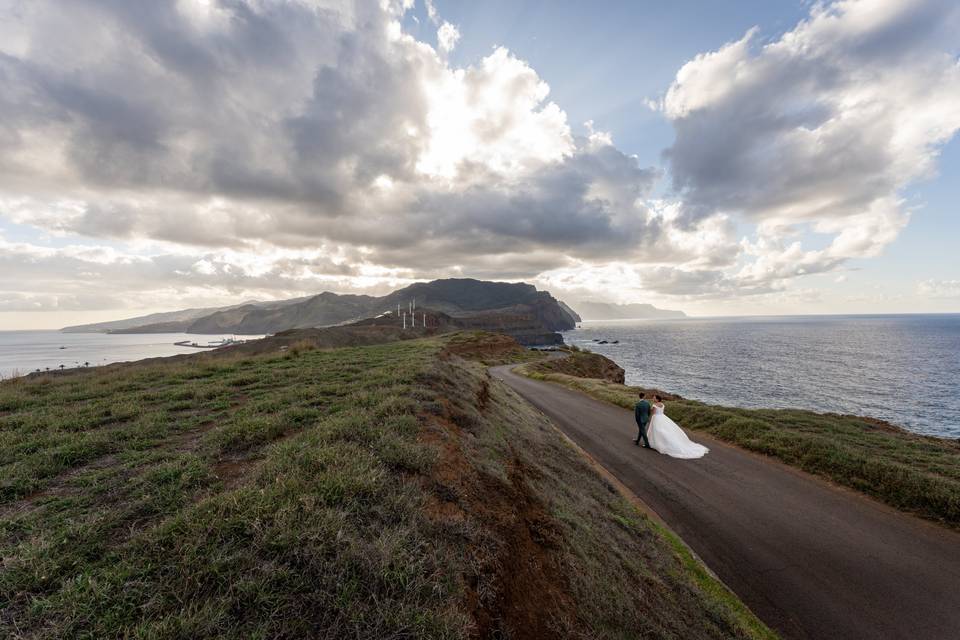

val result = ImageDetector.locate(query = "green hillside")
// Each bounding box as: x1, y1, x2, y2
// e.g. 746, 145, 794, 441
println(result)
1, 334, 772, 639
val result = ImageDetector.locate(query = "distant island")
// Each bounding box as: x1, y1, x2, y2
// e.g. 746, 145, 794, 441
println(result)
575, 301, 686, 320
61, 278, 582, 345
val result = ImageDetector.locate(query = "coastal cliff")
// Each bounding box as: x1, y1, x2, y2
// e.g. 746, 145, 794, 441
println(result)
525, 349, 627, 384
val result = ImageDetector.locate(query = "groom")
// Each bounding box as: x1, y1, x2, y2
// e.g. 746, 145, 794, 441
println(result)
634, 391, 651, 448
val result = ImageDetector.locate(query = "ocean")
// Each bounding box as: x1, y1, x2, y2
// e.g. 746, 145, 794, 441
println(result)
0, 331, 265, 379
563, 314, 960, 439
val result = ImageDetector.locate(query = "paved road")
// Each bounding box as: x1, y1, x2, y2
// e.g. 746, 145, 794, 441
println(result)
491, 364, 960, 640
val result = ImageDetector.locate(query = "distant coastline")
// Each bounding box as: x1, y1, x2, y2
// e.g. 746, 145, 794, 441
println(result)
0, 331, 265, 380
575, 301, 686, 321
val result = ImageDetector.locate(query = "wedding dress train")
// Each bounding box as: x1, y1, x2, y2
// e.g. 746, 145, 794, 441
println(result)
647, 405, 709, 459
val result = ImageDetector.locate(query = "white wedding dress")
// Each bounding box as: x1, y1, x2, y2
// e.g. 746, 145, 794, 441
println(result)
647, 404, 709, 459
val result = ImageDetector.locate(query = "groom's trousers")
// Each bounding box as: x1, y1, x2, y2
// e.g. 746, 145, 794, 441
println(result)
636, 420, 650, 447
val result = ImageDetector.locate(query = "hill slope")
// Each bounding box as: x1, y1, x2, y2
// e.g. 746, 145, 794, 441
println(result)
65, 279, 580, 339
186, 279, 579, 335
61, 298, 310, 333
0, 334, 771, 639
60, 305, 237, 333
188, 292, 380, 334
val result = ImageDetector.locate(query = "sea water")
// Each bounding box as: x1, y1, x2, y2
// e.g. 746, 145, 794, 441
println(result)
563, 314, 960, 438
0, 331, 265, 379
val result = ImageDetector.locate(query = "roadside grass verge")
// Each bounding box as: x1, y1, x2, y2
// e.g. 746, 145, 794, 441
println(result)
1, 332, 773, 638
421, 350, 776, 639
519, 356, 960, 528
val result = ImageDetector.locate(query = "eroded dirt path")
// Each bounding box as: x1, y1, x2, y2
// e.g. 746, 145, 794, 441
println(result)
492, 364, 960, 640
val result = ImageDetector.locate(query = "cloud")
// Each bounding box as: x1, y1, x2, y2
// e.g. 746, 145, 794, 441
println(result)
918, 279, 960, 299
661, 0, 960, 282
437, 21, 459, 54
0, 1, 663, 265
0, 232, 425, 311
0, 0, 957, 317
0, 292, 125, 312
424, 0, 438, 24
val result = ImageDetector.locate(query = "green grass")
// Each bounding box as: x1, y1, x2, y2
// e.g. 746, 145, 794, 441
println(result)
655, 522, 774, 640
519, 357, 960, 528
1, 340, 464, 638
525, 348, 624, 381
441, 330, 547, 365
1, 334, 774, 638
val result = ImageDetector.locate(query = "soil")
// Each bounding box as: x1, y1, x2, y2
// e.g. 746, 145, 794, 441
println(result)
418, 391, 576, 638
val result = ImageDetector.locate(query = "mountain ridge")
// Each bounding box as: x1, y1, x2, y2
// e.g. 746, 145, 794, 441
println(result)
60, 297, 312, 333
61, 279, 581, 339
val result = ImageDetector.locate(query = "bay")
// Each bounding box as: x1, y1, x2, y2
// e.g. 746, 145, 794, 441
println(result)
0, 331, 265, 379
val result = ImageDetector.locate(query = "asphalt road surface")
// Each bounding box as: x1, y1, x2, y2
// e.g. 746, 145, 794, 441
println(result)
491, 364, 960, 640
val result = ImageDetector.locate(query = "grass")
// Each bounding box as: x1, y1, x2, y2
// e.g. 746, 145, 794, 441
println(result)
418, 343, 776, 639
441, 330, 547, 366
527, 348, 624, 382
655, 522, 774, 640
1, 333, 774, 638
520, 353, 960, 528
1, 340, 461, 638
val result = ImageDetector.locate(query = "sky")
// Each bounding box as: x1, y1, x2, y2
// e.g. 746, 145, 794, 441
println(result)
0, 0, 958, 330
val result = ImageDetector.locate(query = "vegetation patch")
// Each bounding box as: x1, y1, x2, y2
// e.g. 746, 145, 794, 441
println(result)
521, 366, 960, 528
442, 331, 545, 366
1, 333, 773, 638
524, 349, 626, 383
418, 351, 775, 639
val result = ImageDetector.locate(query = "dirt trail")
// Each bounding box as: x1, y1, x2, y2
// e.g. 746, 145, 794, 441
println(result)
492, 364, 960, 640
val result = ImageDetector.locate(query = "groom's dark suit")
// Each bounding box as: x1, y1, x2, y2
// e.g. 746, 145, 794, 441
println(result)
634, 399, 651, 447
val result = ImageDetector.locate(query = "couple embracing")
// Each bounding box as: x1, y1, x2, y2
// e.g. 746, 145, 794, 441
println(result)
634, 392, 709, 459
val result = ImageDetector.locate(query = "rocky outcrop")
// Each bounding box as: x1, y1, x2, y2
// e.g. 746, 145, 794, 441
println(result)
529, 351, 626, 383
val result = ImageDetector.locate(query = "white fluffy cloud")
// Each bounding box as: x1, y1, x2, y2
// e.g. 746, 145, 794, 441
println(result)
661, 0, 960, 290
918, 279, 960, 299
436, 21, 460, 54
0, 0, 958, 320
0, 231, 425, 313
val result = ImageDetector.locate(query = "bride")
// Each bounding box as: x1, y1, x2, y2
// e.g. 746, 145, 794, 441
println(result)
647, 395, 709, 459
